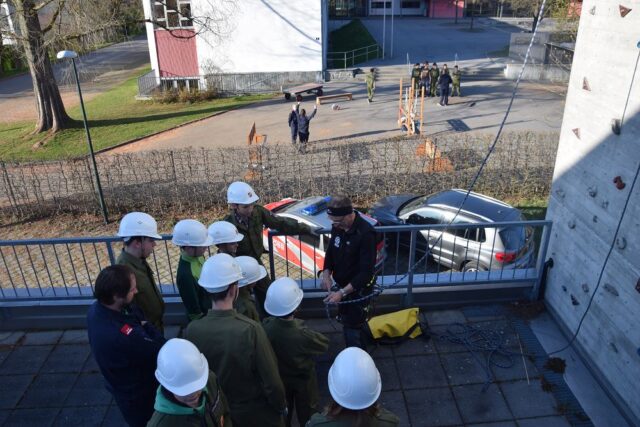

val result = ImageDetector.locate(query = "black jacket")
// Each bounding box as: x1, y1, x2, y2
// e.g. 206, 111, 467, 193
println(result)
324, 212, 376, 292
438, 73, 453, 89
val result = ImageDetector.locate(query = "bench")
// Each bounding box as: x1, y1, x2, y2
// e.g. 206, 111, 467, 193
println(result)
316, 92, 353, 105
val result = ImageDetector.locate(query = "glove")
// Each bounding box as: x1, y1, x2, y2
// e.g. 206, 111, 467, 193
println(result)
292, 104, 296, 111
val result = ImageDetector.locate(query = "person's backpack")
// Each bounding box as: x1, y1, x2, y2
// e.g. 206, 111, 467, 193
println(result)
365, 307, 430, 345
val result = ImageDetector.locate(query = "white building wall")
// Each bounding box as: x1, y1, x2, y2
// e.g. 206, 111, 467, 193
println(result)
544, 0, 640, 423
141, 0, 160, 77
192, 0, 323, 74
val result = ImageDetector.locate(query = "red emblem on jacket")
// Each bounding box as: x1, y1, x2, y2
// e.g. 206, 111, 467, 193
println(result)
120, 324, 133, 335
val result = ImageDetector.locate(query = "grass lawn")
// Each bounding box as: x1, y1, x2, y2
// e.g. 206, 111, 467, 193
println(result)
328, 19, 378, 68
0, 71, 275, 161
488, 44, 510, 58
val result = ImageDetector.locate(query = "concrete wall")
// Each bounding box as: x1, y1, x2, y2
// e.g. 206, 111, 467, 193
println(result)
504, 63, 570, 83
544, 0, 640, 423
141, 0, 160, 77
193, 0, 323, 74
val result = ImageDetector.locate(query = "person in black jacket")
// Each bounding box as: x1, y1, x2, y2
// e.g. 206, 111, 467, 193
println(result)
295, 102, 317, 152
438, 68, 453, 107
321, 195, 377, 350
87, 265, 166, 427
288, 104, 299, 145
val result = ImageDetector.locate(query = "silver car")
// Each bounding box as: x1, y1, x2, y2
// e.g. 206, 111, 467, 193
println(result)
369, 190, 535, 272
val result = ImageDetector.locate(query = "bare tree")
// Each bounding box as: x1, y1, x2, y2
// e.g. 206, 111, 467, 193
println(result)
508, 0, 558, 31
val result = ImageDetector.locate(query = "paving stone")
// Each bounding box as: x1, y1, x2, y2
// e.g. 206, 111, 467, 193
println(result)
3, 407, 59, 427
82, 353, 101, 373
19, 373, 77, 408
425, 309, 467, 326
58, 330, 89, 344
0, 409, 9, 425
0, 347, 12, 367
470, 320, 520, 349
0, 345, 52, 375
441, 352, 491, 386
452, 383, 512, 424
516, 416, 571, 427
376, 358, 401, 391
0, 331, 25, 346
64, 373, 112, 406
431, 327, 469, 353
463, 306, 506, 322
41, 344, 90, 374
500, 380, 558, 419
316, 361, 330, 398
102, 404, 127, 427
491, 355, 539, 382
379, 390, 410, 427
0, 374, 34, 409
317, 333, 344, 362
164, 325, 182, 339
405, 387, 462, 427
22, 331, 63, 346
467, 422, 517, 427
392, 336, 436, 356
369, 343, 394, 359
396, 355, 448, 389
53, 405, 108, 426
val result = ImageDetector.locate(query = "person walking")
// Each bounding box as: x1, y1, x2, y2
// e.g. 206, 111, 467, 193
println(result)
288, 104, 299, 145
365, 68, 376, 103
147, 338, 232, 427
306, 347, 400, 426
263, 277, 329, 427
451, 65, 462, 97
172, 219, 214, 322
185, 253, 286, 426
87, 265, 166, 427
438, 69, 453, 107
116, 212, 165, 333
295, 103, 317, 152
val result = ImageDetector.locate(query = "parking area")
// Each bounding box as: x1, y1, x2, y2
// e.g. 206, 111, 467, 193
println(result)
0, 305, 589, 427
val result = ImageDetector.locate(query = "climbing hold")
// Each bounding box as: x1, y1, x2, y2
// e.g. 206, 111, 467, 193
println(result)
592, 215, 598, 223
610, 343, 619, 353
613, 176, 626, 190
562, 285, 568, 293
603, 283, 619, 296
616, 237, 627, 250
555, 188, 565, 199
571, 295, 579, 306
612, 119, 621, 135
601, 200, 609, 209
567, 219, 576, 229
582, 77, 591, 91
587, 186, 597, 197
619, 5, 632, 17
589, 6, 596, 15
581, 283, 589, 293
572, 128, 580, 139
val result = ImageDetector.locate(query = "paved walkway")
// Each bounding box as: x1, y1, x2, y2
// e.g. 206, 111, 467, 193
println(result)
0, 305, 592, 427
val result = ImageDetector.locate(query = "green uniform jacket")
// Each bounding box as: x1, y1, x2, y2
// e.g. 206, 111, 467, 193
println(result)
306, 407, 400, 426
185, 309, 286, 427
147, 372, 232, 427
262, 318, 329, 404
176, 254, 210, 321
117, 250, 165, 331
429, 68, 440, 81
452, 70, 461, 84
365, 72, 376, 89
234, 288, 260, 322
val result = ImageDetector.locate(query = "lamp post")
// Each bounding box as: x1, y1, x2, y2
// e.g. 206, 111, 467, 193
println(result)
56, 50, 109, 224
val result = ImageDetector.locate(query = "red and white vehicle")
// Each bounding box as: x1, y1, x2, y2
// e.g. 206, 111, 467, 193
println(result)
263, 196, 386, 275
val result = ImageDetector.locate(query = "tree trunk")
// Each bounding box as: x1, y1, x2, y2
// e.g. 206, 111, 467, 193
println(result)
15, 0, 71, 133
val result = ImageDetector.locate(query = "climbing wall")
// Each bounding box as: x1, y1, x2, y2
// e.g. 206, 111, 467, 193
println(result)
544, 0, 640, 422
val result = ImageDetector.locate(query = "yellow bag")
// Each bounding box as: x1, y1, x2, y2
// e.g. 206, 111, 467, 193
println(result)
365, 308, 429, 345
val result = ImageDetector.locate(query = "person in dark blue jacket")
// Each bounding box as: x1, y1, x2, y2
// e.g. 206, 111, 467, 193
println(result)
288, 103, 299, 145
87, 265, 166, 427
437, 69, 453, 107
295, 102, 317, 152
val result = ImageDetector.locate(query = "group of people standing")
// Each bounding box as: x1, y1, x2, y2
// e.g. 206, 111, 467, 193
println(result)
86, 181, 400, 427
412, 61, 462, 107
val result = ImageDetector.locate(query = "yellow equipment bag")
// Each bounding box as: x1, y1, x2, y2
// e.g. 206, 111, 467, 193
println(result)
365, 308, 429, 345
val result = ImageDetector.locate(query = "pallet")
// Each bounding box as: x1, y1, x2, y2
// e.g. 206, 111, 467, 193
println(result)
316, 92, 353, 105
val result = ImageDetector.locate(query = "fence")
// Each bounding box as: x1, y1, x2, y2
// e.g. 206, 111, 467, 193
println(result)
137, 69, 158, 97
0, 132, 559, 222
0, 220, 551, 304
327, 44, 381, 69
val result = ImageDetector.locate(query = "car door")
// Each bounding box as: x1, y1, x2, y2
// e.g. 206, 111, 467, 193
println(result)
399, 207, 447, 264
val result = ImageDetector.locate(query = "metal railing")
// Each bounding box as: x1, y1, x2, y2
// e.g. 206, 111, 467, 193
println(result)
137, 69, 159, 97
0, 220, 551, 304
327, 44, 381, 69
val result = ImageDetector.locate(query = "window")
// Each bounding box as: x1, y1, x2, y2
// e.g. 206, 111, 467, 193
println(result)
371, 1, 391, 8
154, 0, 193, 29
401, 1, 420, 7
405, 208, 443, 225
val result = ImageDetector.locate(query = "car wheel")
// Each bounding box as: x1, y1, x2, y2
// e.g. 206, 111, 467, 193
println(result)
462, 261, 488, 273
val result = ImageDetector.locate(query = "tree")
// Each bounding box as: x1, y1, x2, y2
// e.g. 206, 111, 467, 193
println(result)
508, 0, 558, 32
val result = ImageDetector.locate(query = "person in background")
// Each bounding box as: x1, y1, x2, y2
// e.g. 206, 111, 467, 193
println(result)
365, 68, 376, 103
263, 277, 329, 427
234, 255, 266, 322
288, 103, 299, 146
429, 62, 440, 97
295, 102, 318, 152
451, 65, 462, 97
437, 68, 453, 107
172, 219, 213, 322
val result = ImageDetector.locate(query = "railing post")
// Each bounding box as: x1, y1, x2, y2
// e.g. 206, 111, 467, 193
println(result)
530, 221, 553, 300
343, 52, 347, 69
106, 241, 116, 265
403, 229, 417, 307
268, 232, 276, 280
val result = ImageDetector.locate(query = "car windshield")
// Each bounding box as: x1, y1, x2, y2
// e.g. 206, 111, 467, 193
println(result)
398, 195, 430, 217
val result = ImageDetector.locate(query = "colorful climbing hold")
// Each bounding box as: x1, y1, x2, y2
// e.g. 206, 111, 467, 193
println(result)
619, 5, 632, 17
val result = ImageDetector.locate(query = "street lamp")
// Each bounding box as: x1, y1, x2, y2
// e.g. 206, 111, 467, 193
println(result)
56, 50, 109, 224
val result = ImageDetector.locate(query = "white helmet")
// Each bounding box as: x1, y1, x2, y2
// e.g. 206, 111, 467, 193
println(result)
328, 347, 382, 410
198, 253, 243, 293
208, 221, 244, 245
172, 219, 214, 247
155, 338, 209, 396
227, 181, 259, 205
264, 277, 303, 317
117, 212, 162, 240
236, 256, 267, 288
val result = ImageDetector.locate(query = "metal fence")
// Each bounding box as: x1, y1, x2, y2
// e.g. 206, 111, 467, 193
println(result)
137, 69, 159, 97
327, 44, 381, 69
0, 220, 551, 304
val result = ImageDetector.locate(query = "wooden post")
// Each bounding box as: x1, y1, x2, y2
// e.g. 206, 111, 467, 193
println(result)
398, 78, 403, 123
